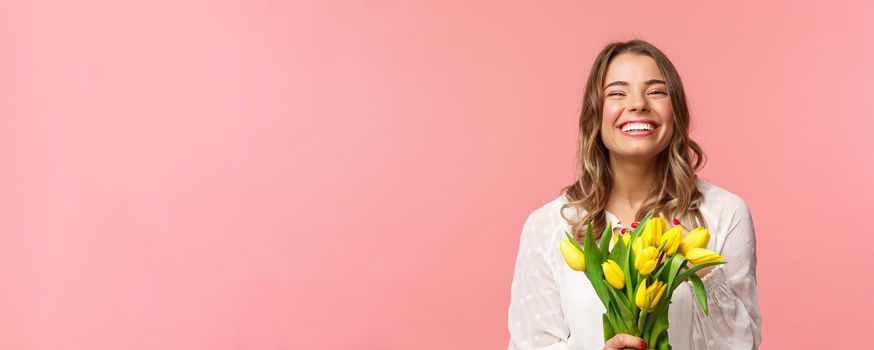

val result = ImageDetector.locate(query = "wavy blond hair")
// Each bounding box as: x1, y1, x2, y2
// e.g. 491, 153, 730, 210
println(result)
560, 39, 707, 242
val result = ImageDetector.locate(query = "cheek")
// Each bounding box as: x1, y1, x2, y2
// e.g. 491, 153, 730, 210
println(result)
662, 123, 674, 142
654, 102, 674, 135
659, 120, 675, 149
655, 101, 673, 121
601, 103, 622, 129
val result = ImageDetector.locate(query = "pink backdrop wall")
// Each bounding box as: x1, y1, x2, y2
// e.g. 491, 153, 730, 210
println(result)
1, 1, 872, 349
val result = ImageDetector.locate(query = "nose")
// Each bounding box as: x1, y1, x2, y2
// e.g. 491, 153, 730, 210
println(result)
627, 94, 648, 112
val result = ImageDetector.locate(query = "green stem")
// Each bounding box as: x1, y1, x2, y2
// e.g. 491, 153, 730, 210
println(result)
637, 298, 649, 334
652, 261, 667, 280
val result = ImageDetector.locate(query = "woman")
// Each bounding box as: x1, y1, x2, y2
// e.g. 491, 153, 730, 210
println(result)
507, 39, 762, 349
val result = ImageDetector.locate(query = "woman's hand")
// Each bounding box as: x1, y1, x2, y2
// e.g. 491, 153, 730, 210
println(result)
603, 334, 652, 350
695, 265, 715, 278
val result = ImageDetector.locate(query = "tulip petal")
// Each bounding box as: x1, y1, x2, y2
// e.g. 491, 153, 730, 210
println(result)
635, 279, 648, 309
560, 239, 586, 271
660, 227, 682, 256
648, 281, 667, 311
686, 248, 724, 265
602, 260, 625, 289
679, 227, 710, 255
638, 260, 656, 275
643, 217, 667, 245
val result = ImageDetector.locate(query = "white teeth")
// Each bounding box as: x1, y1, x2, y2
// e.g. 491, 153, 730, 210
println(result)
621, 122, 656, 132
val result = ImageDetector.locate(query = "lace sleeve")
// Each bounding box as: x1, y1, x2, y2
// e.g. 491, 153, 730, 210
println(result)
508, 209, 579, 349
688, 199, 763, 349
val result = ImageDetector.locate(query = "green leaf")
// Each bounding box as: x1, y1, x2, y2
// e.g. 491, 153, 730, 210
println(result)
626, 239, 638, 302
657, 335, 671, 350
607, 231, 632, 301
644, 284, 675, 332
649, 311, 670, 348
607, 230, 627, 264
599, 221, 613, 257
665, 254, 686, 294
631, 210, 656, 238
606, 283, 635, 325
564, 230, 583, 253
602, 313, 615, 341
637, 299, 650, 334
689, 274, 710, 315
651, 254, 670, 281
582, 222, 610, 307
606, 304, 629, 334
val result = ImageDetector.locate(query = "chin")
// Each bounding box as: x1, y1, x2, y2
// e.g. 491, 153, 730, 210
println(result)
613, 148, 661, 160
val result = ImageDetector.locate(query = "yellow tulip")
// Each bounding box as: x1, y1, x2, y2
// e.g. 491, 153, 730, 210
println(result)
634, 246, 658, 275
685, 248, 724, 265
647, 281, 667, 312
635, 279, 649, 309
632, 233, 648, 257
642, 217, 667, 246
602, 260, 625, 289
635, 280, 667, 312
660, 227, 682, 256
560, 239, 586, 272
679, 227, 710, 255
639, 231, 652, 249
637, 260, 657, 276
613, 232, 632, 246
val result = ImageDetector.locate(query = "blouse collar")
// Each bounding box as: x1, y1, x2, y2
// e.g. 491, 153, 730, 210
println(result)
604, 211, 627, 230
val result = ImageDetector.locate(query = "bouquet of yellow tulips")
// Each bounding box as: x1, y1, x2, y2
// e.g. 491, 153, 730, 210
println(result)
559, 211, 725, 350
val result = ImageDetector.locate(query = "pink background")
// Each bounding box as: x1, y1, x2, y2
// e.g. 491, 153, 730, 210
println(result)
1, 1, 872, 349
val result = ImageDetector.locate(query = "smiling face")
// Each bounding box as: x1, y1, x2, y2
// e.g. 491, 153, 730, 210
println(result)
600, 53, 674, 162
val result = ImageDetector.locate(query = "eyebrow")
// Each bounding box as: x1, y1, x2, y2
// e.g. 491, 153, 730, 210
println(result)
603, 79, 667, 89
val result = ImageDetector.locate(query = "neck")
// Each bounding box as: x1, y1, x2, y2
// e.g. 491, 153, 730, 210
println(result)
608, 153, 659, 211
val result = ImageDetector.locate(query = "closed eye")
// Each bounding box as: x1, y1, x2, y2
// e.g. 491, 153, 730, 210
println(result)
607, 91, 667, 96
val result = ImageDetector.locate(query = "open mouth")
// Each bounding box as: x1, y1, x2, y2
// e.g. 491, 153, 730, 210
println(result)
618, 120, 659, 136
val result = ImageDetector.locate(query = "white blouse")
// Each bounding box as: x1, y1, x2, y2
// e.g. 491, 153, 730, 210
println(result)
507, 179, 762, 349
